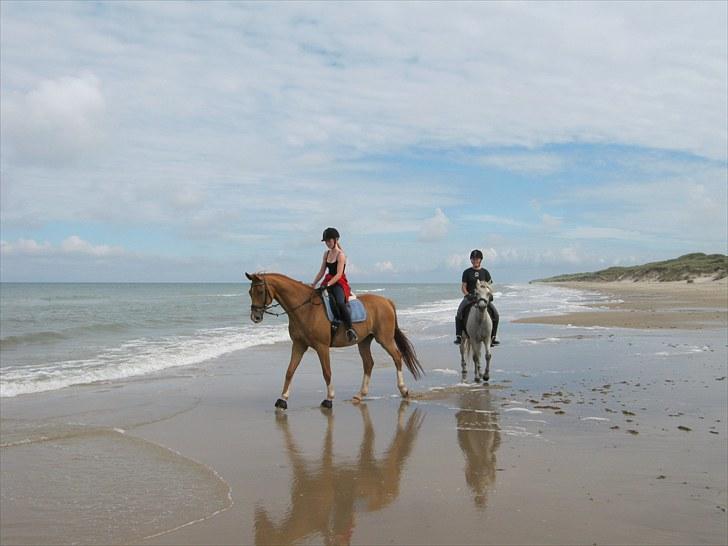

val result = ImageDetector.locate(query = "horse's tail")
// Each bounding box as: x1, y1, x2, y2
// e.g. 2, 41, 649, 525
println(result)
388, 301, 424, 380
394, 326, 424, 379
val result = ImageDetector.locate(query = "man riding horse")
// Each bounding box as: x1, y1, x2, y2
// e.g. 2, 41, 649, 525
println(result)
454, 249, 500, 346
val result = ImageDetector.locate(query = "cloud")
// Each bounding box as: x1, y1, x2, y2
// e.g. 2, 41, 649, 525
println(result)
0, 238, 52, 255
1, 236, 126, 257
541, 214, 562, 229
1, 74, 106, 165
463, 214, 531, 228
476, 153, 566, 175
374, 260, 397, 273
446, 254, 468, 270
418, 208, 450, 241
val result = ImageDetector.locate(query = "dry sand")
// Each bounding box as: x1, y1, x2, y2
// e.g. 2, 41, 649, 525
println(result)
514, 279, 728, 329
1, 282, 727, 545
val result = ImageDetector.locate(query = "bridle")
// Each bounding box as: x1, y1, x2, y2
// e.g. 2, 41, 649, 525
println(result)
474, 285, 492, 310
249, 277, 321, 317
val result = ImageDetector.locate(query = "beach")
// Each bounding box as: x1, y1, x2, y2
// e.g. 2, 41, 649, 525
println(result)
1, 282, 726, 545
514, 279, 728, 330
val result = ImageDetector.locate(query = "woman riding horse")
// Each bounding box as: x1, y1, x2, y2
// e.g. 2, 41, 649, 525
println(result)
311, 227, 357, 343
246, 271, 423, 409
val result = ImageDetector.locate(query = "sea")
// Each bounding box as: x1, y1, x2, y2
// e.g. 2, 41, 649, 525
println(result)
0, 282, 616, 398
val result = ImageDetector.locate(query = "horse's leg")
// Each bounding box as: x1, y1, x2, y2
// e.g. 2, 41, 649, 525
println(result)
353, 335, 374, 403
375, 334, 409, 398
483, 340, 492, 382
482, 319, 493, 382
276, 340, 308, 409
472, 340, 482, 383
314, 344, 335, 408
460, 336, 468, 381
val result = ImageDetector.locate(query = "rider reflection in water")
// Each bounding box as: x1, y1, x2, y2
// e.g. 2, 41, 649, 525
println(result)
454, 249, 500, 346
312, 227, 358, 343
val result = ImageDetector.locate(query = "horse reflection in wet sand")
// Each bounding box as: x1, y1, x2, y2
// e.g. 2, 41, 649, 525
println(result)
456, 389, 501, 509
255, 402, 424, 546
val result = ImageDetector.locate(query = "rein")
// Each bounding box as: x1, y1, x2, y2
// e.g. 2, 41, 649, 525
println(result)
250, 278, 321, 317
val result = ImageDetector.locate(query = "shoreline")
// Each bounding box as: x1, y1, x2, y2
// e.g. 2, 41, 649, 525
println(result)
513, 279, 728, 329
2, 283, 726, 545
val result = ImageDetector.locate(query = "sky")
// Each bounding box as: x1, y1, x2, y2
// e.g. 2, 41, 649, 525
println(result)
1, 1, 726, 283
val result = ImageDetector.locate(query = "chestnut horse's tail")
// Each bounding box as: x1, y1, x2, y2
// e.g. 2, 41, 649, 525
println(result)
389, 301, 424, 380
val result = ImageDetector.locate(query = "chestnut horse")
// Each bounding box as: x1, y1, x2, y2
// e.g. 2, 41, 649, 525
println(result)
245, 272, 423, 409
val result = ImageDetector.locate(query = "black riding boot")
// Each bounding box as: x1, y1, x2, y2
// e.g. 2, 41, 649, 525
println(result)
488, 303, 500, 345
329, 284, 357, 342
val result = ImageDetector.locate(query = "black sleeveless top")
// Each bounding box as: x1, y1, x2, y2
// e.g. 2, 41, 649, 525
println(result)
326, 251, 346, 276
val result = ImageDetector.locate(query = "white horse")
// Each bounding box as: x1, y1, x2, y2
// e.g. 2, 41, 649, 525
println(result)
459, 280, 493, 383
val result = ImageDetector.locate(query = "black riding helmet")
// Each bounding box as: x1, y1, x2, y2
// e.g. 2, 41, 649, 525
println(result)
470, 249, 484, 260
321, 227, 340, 241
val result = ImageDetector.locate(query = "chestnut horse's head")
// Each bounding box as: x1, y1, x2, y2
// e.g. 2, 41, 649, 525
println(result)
245, 272, 271, 323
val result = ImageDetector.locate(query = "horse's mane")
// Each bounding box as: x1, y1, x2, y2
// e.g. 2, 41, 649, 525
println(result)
254, 271, 314, 290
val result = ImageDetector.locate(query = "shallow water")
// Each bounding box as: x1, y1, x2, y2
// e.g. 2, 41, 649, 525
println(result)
1, 282, 609, 397
1, 283, 725, 544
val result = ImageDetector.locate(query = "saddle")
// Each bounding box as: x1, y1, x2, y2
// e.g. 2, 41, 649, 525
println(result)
321, 290, 367, 324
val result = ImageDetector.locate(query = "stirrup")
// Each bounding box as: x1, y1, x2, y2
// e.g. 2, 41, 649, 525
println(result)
346, 328, 358, 343
491, 339, 500, 346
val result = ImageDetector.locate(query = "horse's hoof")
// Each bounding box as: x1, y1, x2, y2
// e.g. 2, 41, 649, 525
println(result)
474, 375, 481, 383
274, 398, 288, 410
401, 389, 409, 399
482, 375, 490, 383
352, 395, 362, 404
321, 399, 333, 409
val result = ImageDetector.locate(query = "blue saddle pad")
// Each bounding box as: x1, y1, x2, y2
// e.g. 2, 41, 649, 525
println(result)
323, 294, 367, 323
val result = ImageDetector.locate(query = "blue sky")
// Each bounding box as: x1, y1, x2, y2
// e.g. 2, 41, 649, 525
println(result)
1, 1, 726, 283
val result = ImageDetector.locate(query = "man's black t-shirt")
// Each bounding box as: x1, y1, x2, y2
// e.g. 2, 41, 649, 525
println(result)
462, 267, 492, 293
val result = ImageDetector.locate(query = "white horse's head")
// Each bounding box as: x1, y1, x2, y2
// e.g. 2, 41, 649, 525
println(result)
474, 280, 492, 311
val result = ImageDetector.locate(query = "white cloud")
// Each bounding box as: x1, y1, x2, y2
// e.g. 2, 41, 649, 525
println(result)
1, 74, 106, 165
541, 214, 562, 229
476, 153, 566, 175
446, 254, 468, 270
0, 238, 52, 255
374, 260, 397, 273
418, 208, 450, 242
463, 214, 531, 228
1, 236, 126, 257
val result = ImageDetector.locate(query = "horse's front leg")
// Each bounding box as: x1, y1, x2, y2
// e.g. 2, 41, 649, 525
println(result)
472, 341, 482, 383
459, 338, 468, 381
314, 344, 335, 408
353, 336, 374, 403
276, 340, 308, 410
483, 341, 492, 383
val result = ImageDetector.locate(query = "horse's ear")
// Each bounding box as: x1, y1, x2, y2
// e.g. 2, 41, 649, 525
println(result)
245, 272, 253, 281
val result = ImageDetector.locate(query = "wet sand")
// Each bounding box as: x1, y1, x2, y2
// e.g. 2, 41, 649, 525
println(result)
2, 286, 727, 545
514, 279, 728, 329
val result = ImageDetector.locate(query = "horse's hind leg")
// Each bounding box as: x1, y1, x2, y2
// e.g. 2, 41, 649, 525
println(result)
277, 341, 308, 409
353, 335, 375, 403
375, 334, 409, 398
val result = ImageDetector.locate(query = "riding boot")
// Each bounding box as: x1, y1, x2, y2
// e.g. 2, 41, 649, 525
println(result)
488, 303, 500, 344
454, 318, 463, 344
340, 308, 358, 342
